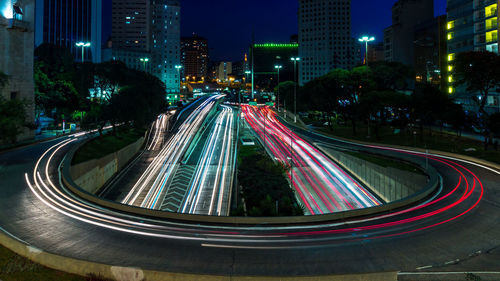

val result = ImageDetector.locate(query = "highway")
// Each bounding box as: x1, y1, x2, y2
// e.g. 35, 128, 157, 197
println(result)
180, 105, 237, 216
241, 105, 381, 215
0, 117, 499, 278
121, 95, 223, 209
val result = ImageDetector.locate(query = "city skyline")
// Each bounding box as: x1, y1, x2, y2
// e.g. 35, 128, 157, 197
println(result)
106, 0, 445, 61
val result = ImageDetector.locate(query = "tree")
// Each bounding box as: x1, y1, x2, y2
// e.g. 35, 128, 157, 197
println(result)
370, 61, 414, 91
0, 71, 7, 89
454, 51, 500, 116
0, 96, 28, 144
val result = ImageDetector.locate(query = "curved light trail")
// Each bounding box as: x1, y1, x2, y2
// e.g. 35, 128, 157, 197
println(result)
241, 105, 381, 215
181, 105, 236, 216
121, 95, 223, 209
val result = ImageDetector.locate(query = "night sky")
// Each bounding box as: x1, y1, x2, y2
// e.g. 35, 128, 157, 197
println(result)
103, 0, 447, 61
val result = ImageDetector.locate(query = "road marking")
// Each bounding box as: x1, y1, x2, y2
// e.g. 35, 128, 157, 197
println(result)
416, 265, 433, 270
444, 259, 460, 265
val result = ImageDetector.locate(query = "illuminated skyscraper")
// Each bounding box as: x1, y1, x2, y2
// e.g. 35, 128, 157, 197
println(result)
151, 0, 181, 101
447, 0, 500, 111
181, 35, 208, 81
298, 0, 355, 85
34, 0, 102, 63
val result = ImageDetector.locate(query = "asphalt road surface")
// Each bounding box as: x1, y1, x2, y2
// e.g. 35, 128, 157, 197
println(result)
0, 119, 499, 278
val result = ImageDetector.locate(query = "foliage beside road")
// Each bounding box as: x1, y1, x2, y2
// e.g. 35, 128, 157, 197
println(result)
236, 146, 304, 217
72, 128, 146, 165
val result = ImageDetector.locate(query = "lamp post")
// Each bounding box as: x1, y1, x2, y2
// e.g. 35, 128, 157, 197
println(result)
290, 57, 300, 123
140, 58, 149, 72
358, 36, 375, 66
274, 65, 282, 112
175, 65, 183, 101
75, 42, 91, 63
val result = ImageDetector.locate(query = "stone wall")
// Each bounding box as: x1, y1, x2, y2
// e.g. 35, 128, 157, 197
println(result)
70, 137, 145, 194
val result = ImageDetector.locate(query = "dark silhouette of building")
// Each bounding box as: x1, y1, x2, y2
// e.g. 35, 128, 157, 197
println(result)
181, 35, 208, 81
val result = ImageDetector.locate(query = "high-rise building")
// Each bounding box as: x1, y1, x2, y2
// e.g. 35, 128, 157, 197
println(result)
216, 62, 232, 82
34, 0, 102, 63
367, 42, 385, 63
384, 0, 435, 66
181, 35, 208, 81
151, 0, 181, 102
447, 0, 500, 112
298, 0, 355, 85
414, 15, 448, 90
249, 43, 299, 89
112, 0, 150, 51
111, 0, 151, 72
111, 0, 181, 103
1, 0, 35, 140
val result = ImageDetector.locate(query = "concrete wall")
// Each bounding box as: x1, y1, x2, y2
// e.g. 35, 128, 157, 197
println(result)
0, 0, 36, 141
70, 137, 144, 194
320, 147, 428, 203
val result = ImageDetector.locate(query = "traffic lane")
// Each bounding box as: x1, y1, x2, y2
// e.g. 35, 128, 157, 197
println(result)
1, 133, 500, 275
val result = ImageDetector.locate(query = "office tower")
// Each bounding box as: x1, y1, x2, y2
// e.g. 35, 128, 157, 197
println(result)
34, 0, 102, 63
181, 35, 208, 81
384, 0, 435, 66
111, 0, 151, 72
151, 0, 181, 101
298, 0, 355, 85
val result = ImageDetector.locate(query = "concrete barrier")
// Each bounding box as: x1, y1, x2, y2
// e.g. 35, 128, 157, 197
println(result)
0, 229, 398, 281
70, 137, 145, 194
61, 139, 440, 225
318, 145, 428, 203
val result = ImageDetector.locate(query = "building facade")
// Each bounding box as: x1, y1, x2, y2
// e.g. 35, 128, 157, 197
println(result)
367, 42, 385, 63
447, 0, 500, 112
216, 62, 232, 82
384, 0, 435, 66
1, 0, 35, 141
151, 0, 181, 102
298, 0, 355, 85
34, 0, 102, 63
250, 43, 299, 89
181, 35, 208, 81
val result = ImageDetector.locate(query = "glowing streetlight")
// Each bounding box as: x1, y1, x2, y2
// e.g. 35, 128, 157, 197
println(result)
75, 42, 91, 63
274, 65, 283, 112
139, 58, 149, 71
290, 57, 300, 123
358, 36, 375, 66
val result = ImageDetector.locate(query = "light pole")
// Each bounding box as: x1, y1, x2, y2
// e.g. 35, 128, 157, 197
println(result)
140, 58, 149, 72
274, 65, 282, 112
358, 36, 375, 66
290, 57, 300, 123
175, 65, 183, 101
75, 42, 91, 63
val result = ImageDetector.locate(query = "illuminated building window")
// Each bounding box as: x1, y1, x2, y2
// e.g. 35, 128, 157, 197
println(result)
448, 53, 455, 61
449, 87, 454, 94
448, 65, 453, 72
447, 21, 455, 30
485, 4, 497, 18
448, 32, 454, 40
448, 75, 453, 83
486, 17, 498, 30
486, 30, 498, 43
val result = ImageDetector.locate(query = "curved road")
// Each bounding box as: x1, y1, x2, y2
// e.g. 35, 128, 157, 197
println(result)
0, 126, 499, 278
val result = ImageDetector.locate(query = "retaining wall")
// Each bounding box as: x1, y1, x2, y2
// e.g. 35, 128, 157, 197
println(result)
70, 137, 145, 194
320, 146, 428, 203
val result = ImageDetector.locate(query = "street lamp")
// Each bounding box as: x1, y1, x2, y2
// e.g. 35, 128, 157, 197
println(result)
290, 57, 300, 123
274, 65, 283, 112
358, 36, 375, 66
175, 65, 183, 100
139, 58, 149, 72
75, 42, 91, 63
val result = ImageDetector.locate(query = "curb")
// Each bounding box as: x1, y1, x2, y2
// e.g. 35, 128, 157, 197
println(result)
0, 231, 398, 281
